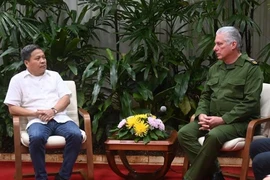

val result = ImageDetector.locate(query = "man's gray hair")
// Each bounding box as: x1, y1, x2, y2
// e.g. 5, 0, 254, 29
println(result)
21, 44, 41, 62
216, 26, 242, 50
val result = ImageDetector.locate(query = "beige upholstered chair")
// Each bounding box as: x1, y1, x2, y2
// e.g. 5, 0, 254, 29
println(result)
13, 80, 94, 180
182, 83, 270, 180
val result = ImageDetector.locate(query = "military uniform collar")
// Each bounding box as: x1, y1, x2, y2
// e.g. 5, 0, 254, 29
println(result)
218, 54, 245, 70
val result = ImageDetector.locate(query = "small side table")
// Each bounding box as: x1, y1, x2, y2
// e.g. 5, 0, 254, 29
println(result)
104, 130, 178, 180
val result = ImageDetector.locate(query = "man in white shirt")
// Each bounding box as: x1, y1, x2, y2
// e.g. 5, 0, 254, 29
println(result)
4, 44, 82, 180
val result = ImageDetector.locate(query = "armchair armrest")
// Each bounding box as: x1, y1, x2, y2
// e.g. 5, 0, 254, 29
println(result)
13, 116, 21, 147
78, 108, 93, 149
13, 116, 20, 133
78, 108, 91, 132
245, 117, 270, 142
12, 115, 30, 157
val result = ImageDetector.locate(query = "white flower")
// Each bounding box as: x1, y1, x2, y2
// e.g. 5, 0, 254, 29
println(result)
117, 119, 127, 128
156, 119, 165, 130
147, 117, 159, 129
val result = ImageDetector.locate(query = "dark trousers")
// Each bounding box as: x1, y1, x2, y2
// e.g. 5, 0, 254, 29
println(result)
250, 138, 270, 180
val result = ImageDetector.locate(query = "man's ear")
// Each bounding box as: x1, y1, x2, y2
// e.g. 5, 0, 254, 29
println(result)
231, 41, 237, 49
24, 60, 28, 67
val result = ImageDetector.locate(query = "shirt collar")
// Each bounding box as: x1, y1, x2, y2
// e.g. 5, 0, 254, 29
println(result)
218, 54, 245, 70
23, 69, 50, 78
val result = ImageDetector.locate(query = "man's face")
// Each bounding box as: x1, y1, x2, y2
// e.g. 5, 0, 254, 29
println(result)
213, 33, 236, 60
24, 49, 47, 76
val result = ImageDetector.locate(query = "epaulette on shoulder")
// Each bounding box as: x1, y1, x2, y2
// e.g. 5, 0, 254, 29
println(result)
245, 57, 258, 65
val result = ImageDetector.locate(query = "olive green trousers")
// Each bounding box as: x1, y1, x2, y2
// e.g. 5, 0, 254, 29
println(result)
178, 120, 245, 180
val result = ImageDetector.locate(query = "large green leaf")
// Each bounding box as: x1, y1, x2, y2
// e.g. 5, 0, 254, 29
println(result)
107, 49, 118, 91
67, 62, 78, 75
174, 72, 190, 103
120, 91, 133, 117
179, 95, 192, 115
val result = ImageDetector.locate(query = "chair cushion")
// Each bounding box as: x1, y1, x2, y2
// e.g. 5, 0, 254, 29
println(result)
198, 135, 266, 151
21, 130, 87, 148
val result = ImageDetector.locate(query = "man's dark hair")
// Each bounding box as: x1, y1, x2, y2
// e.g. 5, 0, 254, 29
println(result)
21, 44, 41, 62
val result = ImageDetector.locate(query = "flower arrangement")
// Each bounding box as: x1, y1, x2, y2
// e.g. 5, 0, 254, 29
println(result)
110, 113, 169, 144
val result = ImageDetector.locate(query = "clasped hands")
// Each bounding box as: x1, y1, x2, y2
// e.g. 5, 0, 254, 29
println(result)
198, 114, 225, 131
35, 109, 55, 122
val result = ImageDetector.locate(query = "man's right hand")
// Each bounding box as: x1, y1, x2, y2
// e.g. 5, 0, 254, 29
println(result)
198, 114, 211, 131
36, 109, 54, 122
198, 114, 225, 131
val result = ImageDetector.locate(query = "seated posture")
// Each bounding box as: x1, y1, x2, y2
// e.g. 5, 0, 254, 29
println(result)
250, 138, 270, 180
178, 26, 263, 180
4, 44, 82, 180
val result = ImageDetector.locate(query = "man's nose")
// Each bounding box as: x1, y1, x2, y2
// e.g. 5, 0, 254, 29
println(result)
40, 58, 46, 62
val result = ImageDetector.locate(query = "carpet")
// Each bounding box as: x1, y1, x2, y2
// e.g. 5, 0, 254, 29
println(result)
0, 161, 254, 179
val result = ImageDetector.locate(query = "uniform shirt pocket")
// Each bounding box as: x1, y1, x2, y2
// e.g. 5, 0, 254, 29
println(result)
224, 79, 245, 99
207, 78, 219, 90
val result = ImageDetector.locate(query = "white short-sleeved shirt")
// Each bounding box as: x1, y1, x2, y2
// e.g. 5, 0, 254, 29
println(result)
4, 69, 72, 129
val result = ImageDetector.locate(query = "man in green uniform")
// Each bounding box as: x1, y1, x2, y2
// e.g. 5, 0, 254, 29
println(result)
178, 26, 263, 180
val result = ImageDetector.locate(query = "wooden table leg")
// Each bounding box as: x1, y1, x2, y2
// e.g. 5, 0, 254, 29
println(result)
105, 150, 128, 179
154, 151, 176, 179
156, 139, 178, 179
117, 149, 176, 180
118, 150, 137, 173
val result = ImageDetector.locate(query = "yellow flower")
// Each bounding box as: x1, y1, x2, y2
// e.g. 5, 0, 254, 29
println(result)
126, 114, 148, 129
134, 121, 149, 137
126, 116, 138, 129
134, 114, 148, 120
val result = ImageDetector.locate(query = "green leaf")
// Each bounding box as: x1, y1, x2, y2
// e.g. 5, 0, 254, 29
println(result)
96, 127, 104, 141
154, 129, 164, 137
179, 95, 191, 115
174, 72, 190, 103
82, 59, 99, 82
134, 137, 141, 143
120, 91, 133, 117
77, 91, 85, 108
67, 62, 78, 75
118, 130, 129, 138
91, 66, 104, 104
77, 5, 89, 24
92, 117, 99, 134
109, 128, 119, 133
149, 131, 158, 140
64, 38, 80, 54
0, 47, 19, 58
143, 135, 151, 144
106, 49, 118, 91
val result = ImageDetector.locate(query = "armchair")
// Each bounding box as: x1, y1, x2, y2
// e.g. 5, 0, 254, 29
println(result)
182, 83, 270, 180
13, 80, 94, 180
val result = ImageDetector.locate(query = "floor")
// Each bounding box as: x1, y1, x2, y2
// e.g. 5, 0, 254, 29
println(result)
0, 161, 254, 180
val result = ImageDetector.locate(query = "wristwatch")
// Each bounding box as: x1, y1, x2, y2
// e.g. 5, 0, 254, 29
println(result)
51, 107, 58, 115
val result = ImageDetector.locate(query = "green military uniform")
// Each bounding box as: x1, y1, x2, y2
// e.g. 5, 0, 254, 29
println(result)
178, 54, 263, 180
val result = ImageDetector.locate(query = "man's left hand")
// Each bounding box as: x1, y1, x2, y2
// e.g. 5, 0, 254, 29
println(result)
37, 109, 55, 122
198, 116, 225, 131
